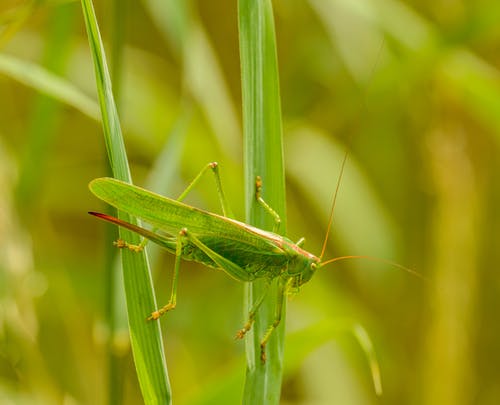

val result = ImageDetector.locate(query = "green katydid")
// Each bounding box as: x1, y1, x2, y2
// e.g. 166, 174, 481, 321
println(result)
89, 158, 414, 362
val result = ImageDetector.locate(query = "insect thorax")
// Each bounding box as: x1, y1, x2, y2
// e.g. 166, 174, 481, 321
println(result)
283, 250, 318, 287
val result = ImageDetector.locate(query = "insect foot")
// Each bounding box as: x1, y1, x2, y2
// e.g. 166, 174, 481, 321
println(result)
260, 343, 267, 364
147, 302, 176, 321
235, 321, 253, 340
255, 176, 263, 197
235, 329, 246, 340
113, 239, 143, 252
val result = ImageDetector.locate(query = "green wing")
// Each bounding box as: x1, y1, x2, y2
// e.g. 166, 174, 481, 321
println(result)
89, 177, 287, 259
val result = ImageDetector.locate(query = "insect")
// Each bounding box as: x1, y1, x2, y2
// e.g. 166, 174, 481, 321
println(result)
89, 159, 404, 362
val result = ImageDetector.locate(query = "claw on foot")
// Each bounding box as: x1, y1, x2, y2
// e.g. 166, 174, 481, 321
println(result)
114, 239, 143, 252
235, 329, 247, 340
235, 320, 253, 340
147, 303, 175, 321
147, 311, 161, 321
113, 239, 127, 248
260, 343, 267, 364
255, 176, 263, 197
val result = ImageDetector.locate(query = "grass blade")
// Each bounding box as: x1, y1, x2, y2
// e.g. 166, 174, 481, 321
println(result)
106, 1, 128, 403
80, 1, 171, 403
239, 0, 286, 403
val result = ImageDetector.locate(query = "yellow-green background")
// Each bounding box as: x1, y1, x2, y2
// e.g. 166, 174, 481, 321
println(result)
1, 0, 499, 404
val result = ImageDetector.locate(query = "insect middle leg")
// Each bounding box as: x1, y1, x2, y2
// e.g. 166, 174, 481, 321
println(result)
235, 282, 270, 339
259, 277, 288, 363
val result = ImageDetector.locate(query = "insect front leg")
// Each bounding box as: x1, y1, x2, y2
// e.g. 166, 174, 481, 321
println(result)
147, 228, 186, 320
255, 176, 281, 232
235, 282, 270, 339
259, 277, 288, 363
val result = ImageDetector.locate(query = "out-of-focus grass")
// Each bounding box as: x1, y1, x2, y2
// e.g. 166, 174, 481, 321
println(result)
1, 0, 500, 404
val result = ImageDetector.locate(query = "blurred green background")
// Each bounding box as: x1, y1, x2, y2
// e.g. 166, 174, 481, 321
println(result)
1, 0, 500, 404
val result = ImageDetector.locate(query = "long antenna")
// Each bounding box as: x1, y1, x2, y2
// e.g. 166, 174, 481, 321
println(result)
319, 39, 386, 261
319, 255, 427, 281
319, 151, 348, 260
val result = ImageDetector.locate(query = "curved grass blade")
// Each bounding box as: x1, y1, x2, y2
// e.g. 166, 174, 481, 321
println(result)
285, 320, 382, 397
80, 1, 171, 403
